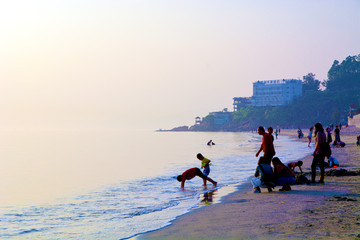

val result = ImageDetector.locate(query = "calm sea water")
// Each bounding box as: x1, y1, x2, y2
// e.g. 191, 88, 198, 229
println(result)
0, 129, 312, 240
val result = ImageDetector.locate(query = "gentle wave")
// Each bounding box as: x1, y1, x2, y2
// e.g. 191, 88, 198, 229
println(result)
0, 131, 312, 240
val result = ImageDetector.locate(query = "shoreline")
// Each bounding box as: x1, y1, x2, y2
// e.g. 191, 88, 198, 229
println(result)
134, 126, 360, 239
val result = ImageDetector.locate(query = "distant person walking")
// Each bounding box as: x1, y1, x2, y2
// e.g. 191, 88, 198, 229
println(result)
207, 140, 215, 146
177, 167, 217, 189
307, 127, 313, 147
256, 126, 276, 165
311, 123, 327, 184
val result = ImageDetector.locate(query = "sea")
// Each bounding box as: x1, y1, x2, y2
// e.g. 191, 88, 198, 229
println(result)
0, 129, 313, 240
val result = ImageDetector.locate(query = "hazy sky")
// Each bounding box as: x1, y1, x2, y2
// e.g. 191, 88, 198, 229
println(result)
1, 0, 359, 130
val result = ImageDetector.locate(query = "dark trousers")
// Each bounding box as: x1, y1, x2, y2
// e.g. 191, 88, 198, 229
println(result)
311, 154, 325, 182
263, 152, 275, 165
194, 168, 207, 180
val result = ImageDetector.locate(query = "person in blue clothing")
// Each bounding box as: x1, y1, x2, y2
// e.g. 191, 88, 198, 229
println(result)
326, 155, 339, 168
251, 157, 276, 193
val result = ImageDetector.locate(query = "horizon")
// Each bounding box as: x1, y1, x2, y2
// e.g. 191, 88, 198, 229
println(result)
1, 0, 360, 130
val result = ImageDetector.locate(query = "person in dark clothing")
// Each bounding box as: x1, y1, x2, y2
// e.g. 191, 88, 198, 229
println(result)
177, 167, 217, 188
311, 123, 327, 184
272, 157, 296, 191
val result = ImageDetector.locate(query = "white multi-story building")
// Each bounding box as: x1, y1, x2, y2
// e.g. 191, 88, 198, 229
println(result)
252, 79, 302, 107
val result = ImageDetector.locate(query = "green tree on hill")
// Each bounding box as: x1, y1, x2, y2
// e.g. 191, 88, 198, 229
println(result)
194, 54, 360, 131
324, 54, 360, 91
302, 73, 321, 93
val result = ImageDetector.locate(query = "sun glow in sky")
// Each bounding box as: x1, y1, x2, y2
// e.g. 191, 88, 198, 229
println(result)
1, 0, 359, 130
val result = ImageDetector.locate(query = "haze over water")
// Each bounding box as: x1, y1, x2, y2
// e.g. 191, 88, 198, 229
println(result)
0, 129, 312, 239
1, 1, 358, 239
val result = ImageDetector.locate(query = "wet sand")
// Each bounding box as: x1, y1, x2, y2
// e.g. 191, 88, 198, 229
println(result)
136, 126, 360, 239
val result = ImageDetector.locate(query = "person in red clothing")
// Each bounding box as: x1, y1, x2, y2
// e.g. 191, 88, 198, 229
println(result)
256, 126, 276, 164
176, 167, 217, 188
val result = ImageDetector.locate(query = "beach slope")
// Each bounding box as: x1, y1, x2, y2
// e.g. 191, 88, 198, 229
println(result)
137, 126, 360, 239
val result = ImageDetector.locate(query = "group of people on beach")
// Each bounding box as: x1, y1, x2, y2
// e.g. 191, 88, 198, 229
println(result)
252, 122, 343, 194
176, 122, 344, 193
252, 126, 298, 192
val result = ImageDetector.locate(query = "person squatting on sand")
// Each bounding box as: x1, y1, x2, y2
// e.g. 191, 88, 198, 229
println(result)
272, 157, 296, 191
251, 157, 276, 193
256, 126, 276, 165
311, 123, 327, 184
197, 153, 211, 177
326, 155, 339, 168
297, 128, 304, 139
177, 167, 217, 189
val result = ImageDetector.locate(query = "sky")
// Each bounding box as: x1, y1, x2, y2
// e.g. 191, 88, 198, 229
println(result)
1, 0, 359, 130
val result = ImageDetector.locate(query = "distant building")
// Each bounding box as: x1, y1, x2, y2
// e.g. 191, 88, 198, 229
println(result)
209, 109, 232, 127
349, 104, 359, 117
195, 116, 202, 125
252, 79, 302, 107
233, 97, 252, 111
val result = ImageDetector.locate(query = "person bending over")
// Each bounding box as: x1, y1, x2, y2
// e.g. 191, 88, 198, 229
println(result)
272, 157, 296, 191
177, 167, 217, 189
287, 161, 303, 174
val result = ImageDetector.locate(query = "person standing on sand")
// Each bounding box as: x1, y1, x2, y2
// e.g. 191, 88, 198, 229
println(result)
326, 127, 332, 145
334, 125, 341, 145
177, 167, 217, 189
256, 126, 276, 165
307, 127, 313, 147
267, 127, 274, 142
311, 123, 327, 184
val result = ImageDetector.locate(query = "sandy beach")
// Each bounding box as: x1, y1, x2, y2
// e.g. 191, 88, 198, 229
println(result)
136, 126, 360, 240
